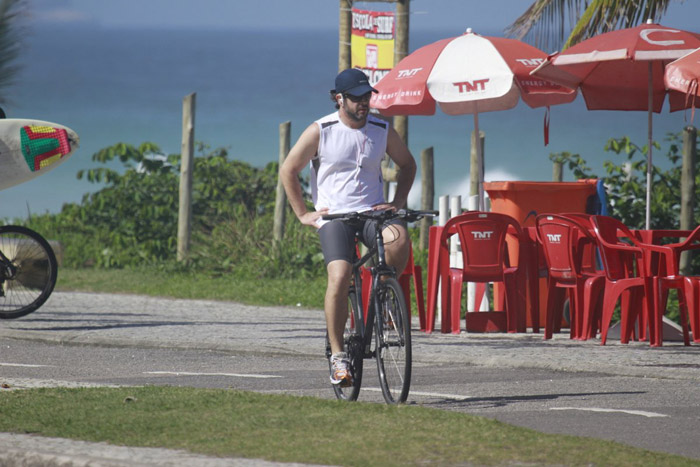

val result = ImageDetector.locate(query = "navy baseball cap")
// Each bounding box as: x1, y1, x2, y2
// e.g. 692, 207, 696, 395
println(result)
332, 69, 377, 96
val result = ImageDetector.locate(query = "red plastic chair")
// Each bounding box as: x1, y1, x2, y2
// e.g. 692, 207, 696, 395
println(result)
590, 216, 652, 345
560, 213, 601, 275
560, 212, 607, 336
591, 216, 694, 346
535, 214, 605, 340
426, 225, 450, 333
636, 225, 700, 344
400, 246, 426, 331
433, 212, 527, 334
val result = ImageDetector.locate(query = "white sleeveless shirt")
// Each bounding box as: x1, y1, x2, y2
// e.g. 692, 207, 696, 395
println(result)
311, 111, 388, 216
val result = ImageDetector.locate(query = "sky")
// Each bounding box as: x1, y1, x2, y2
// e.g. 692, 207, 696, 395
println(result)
30, 0, 700, 35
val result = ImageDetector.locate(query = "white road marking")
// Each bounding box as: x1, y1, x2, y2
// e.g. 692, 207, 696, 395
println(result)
550, 407, 668, 418
0, 378, 121, 389
363, 387, 471, 400
0, 363, 50, 368
144, 371, 282, 379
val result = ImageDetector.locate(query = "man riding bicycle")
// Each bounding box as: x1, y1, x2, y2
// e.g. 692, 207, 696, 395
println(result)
280, 68, 417, 386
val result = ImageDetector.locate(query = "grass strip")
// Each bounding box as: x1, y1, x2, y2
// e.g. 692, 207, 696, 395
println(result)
56, 267, 327, 309
0, 386, 694, 466
56, 267, 427, 314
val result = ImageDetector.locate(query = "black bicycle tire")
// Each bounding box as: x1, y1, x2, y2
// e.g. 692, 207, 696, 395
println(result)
375, 277, 412, 404
0, 225, 58, 319
330, 275, 364, 401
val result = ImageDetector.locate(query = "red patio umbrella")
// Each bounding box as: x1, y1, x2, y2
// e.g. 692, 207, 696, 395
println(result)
664, 47, 700, 122
370, 29, 576, 210
531, 21, 700, 229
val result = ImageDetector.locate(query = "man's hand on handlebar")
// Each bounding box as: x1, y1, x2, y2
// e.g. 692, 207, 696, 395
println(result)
300, 208, 329, 228
371, 202, 399, 212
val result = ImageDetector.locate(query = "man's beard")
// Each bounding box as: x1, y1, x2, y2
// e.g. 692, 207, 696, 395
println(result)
343, 103, 368, 123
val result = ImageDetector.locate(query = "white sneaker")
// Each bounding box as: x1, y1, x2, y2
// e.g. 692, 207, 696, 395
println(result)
330, 352, 352, 387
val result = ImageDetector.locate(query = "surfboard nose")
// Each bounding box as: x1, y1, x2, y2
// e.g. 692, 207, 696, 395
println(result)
0, 119, 80, 191
65, 127, 80, 149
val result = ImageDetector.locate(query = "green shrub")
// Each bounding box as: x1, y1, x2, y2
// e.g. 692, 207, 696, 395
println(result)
189, 209, 324, 279
22, 142, 301, 271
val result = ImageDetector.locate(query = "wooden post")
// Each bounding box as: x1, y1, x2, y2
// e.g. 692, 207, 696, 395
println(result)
381, 0, 410, 198
393, 0, 409, 145
680, 126, 697, 274
274, 121, 291, 244
419, 147, 434, 250
552, 161, 563, 182
469, 130, 485, 202
338, 0, 352, 71
177, 93, 195, 262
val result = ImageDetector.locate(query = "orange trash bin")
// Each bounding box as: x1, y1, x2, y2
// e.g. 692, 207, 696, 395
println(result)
485, 180, 599, 227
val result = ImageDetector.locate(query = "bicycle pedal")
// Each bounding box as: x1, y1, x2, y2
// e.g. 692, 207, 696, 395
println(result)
384, 315, 395, 330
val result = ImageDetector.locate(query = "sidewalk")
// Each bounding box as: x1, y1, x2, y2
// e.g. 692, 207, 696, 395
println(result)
0, 291, 698, 466
1, 292, 698, 381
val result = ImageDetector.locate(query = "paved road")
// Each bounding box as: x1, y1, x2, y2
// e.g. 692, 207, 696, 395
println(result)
1, 291, 699, 465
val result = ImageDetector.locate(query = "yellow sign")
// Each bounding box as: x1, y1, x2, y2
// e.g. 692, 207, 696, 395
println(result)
351, 8, 395, 86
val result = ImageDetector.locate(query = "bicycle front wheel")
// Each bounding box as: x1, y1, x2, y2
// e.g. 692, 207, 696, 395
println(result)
0, 226, 58, 319
374, 277, 411, 404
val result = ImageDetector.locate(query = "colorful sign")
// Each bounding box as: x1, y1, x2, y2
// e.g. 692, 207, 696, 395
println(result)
21, 125, 73, 172
351, 8, 395, 87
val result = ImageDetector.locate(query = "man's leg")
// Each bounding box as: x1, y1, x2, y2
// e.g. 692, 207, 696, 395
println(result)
382, 223, 410, 275
325, 259, 352, 355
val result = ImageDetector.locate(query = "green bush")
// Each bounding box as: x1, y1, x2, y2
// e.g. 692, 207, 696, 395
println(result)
551, 130, 700, 230
22, 142, 322, 277
189, 209, 324, 279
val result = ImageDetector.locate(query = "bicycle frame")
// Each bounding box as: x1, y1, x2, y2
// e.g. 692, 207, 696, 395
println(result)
0, 249, 15, 282
350, 220, 398, 359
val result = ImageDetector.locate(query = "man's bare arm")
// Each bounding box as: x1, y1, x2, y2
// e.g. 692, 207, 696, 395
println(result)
280, 123, 328, 227
373, 126, 416, 210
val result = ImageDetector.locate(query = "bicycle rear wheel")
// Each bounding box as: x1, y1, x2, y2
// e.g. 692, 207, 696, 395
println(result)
0, 225, 58, 319
327, 280, 363, 401
375, 277, 411, 404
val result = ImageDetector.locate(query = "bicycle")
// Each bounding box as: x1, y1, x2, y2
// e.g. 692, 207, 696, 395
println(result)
322, 209, 436, 404
0, 225, 58, 319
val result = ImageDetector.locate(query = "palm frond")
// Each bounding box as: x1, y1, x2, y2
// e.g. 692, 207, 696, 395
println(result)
564, 0, 673, 48
505, 0, 586, 53
506, 0, 675, 52
0, 0, 25, 105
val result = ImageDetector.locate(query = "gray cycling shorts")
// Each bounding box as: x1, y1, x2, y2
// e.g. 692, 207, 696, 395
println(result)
318, 218, 406, 266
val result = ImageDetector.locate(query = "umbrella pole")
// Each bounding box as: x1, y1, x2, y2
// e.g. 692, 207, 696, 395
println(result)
646, 62, 653, 230
473, 112, 484, 211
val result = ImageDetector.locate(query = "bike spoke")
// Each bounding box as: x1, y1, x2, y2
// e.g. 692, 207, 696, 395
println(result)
0, 226, 57, 319
375, 278, 411, 404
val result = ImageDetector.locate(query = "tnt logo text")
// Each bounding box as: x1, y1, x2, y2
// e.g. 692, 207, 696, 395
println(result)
546, 234, 562, 243
453, 78, 489, 93
515, 58, 545, 67
472, 231, 493, 240
397, 67, 422, 79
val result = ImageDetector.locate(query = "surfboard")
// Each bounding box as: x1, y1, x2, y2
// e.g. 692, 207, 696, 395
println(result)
0, 118, 79, 191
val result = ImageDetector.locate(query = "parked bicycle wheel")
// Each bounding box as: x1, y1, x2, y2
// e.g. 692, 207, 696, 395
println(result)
375, 277, 411, 404
0, 225, 58, 319
328, 276, 363, 401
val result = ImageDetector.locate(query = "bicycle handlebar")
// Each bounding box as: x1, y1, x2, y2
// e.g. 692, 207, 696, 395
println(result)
322, 209, 438, 224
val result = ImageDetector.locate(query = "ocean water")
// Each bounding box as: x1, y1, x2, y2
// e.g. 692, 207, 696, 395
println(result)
0, 25, 692, 219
